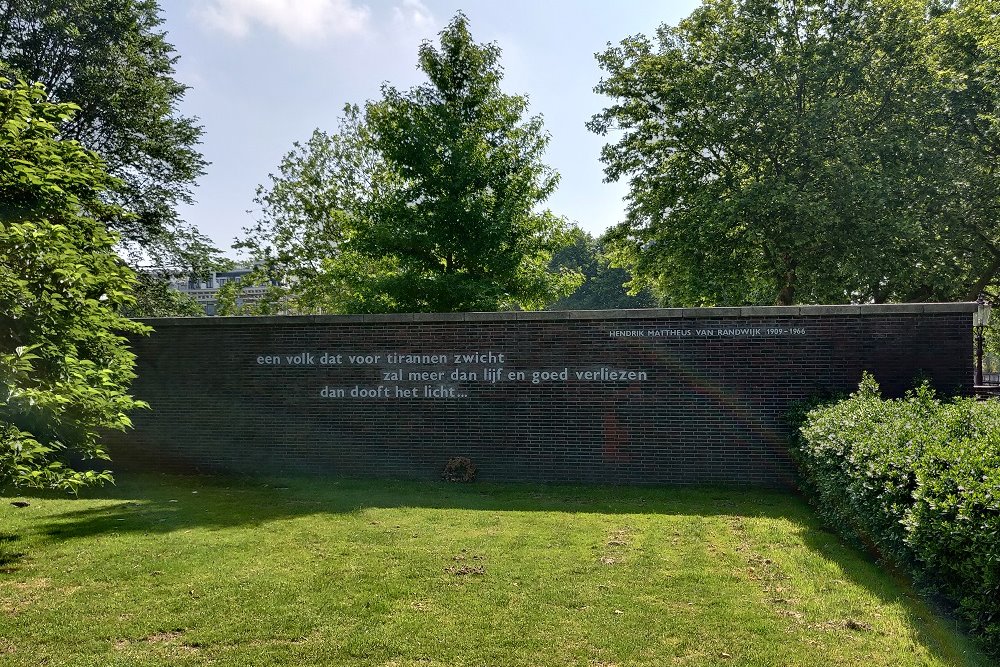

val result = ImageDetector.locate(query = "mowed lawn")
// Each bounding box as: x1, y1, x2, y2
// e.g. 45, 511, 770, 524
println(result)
0, 475, 991, 667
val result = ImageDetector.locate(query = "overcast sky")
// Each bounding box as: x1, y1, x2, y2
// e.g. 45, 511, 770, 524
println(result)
160, 0, 702, 257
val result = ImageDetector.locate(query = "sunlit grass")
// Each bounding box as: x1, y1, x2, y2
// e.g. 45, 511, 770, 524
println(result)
0, 475, 990, 666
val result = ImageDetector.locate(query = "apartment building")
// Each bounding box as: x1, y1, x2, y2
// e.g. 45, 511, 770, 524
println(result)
167, 267, 271, 315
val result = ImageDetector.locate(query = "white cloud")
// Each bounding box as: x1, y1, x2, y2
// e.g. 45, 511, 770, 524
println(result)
391, 0, 434, 35
196, 0, 371, 44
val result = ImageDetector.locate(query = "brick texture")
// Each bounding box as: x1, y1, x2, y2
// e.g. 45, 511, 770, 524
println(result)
106, 305, 975, 487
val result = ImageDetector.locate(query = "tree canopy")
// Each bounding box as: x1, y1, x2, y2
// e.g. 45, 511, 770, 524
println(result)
228, 13, 579, 314
357, 13, 578, 312
123, 271, 205, 318
0, 0, 218, 270
929, 0, 1000, 301
219, 106, 390, 315
591, 0, 1000, 306
546, 227, 657, 311
0, 79, 146, 491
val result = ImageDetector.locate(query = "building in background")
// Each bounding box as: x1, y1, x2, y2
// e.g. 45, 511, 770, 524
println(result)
167, 267, 270, 315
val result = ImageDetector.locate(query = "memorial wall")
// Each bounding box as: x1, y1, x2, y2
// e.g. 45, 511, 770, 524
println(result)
107, 303, 975, 486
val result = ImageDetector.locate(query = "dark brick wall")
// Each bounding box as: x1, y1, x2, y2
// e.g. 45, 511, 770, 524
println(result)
107, 304, 975, 487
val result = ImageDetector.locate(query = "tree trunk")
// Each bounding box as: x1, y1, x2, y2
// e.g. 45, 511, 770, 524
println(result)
776, 256, 796, 306
966, 252, 1000, 301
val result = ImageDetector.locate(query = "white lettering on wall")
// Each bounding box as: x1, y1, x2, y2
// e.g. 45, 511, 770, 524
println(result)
255, 350, 649, 401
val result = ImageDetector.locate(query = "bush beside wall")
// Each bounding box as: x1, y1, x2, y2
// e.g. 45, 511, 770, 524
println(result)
794, 375, 1000, 652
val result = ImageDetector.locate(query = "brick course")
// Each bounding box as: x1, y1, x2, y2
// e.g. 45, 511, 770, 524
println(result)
106, 304, 975, 487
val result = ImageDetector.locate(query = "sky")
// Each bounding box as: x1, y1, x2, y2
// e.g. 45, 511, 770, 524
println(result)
160, 0, 702, 257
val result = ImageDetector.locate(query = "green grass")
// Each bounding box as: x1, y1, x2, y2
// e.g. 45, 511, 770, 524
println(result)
0, 475, 991, 666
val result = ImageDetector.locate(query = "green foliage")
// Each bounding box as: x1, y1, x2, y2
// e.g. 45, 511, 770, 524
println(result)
124, 272, 205, 318
546, 226, 657, 310
232, 14, 580, 314
928, 0, 1000, 301
358, 13, 579, 312
220, 106, 393, 316
794, 375, 1000, 651
0, 78, 147, 492
590, 0, 999, 306
984, 319, 1000, 373
0, 1, 221, 269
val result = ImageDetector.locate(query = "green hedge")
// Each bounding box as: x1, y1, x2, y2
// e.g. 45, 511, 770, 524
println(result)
794, 374, 1000, 652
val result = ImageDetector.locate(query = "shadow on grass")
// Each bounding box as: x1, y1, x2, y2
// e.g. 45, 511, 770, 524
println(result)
0, 532, 25, 573
6, 472, 988, 665
26, 472, 814, 532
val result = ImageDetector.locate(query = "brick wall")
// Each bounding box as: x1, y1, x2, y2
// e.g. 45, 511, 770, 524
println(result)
107, 303, 975, 486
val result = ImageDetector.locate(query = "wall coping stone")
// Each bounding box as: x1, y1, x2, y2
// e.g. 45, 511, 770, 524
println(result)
134, 302, 978, 327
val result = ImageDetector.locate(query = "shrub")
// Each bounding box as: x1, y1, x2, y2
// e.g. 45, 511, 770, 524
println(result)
442, 457, 478, 483
794, 374, 1000, 652
906, 404, 1000, 645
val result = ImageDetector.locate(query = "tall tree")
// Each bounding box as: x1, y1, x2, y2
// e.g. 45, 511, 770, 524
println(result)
356, 13, 579, 312
929, 0, 1000, 300
0, 0, 217, 270
590, 0, 980, 306
0, 79, 146, 491
229, 13, 579, 314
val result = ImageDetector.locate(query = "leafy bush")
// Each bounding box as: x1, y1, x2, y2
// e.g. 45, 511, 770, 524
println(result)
794, 374, 1000, 652
1, 79, 147, 492
442, 457, 478, 483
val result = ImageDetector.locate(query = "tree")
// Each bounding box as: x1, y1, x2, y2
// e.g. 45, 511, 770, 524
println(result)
230, 13, 579, 314
355, 13, 579, 312
0, 79, 146, 491
928, 0, 1000, 300
590, 0, 986, 306
124, 271, 205, 318
546, 226, 657, 310
220, 106, 395, 315
0, 0, 219, 269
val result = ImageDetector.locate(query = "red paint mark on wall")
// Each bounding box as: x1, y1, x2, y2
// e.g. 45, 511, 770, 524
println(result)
602, 412, 632, 462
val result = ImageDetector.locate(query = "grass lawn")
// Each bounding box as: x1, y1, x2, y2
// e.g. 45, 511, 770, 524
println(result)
0, 475, 991, 667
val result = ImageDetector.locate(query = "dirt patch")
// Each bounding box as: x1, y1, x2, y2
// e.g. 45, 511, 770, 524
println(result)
114, 630, 200, 654
598, 526, 634, 566
9, 577, 51, 591
1, 577, 52, 615
730, 518, 793, 604
447, 550, 486, 575
606, 526, 633, 547
812, 619, 873, 632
